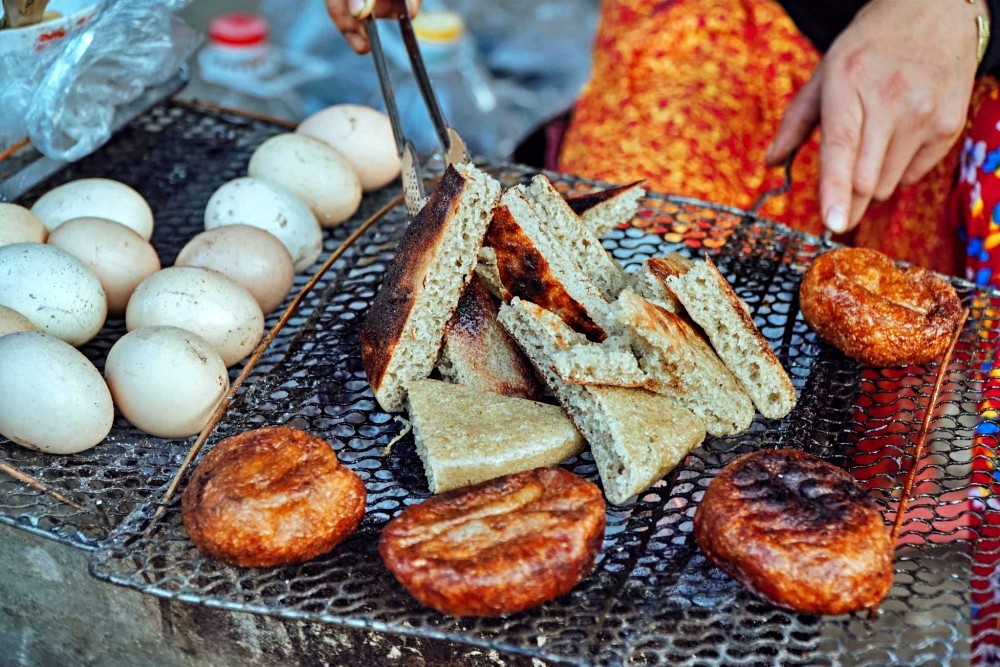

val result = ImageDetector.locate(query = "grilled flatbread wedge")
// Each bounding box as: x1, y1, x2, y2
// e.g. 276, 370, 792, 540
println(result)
566, 180, 645, 238
360, 163, 501, 412
661, 256, 797, 419
505, 296, 647, 387
407, 379, 584, 494
527, 173, 627, 299
613, 290, 754, 436
499, 298, 706, 505
437, 274, 542, 399
485, 185, 616, 341
629, 258, 688, 313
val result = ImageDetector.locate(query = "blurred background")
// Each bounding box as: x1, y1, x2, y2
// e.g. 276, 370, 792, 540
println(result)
177, 0, 600, 161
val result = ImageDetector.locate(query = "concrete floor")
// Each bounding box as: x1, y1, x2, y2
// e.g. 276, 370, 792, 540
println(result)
0, 524, 539, 667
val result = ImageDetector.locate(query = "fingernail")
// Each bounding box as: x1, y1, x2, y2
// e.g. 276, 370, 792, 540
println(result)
825, 205, 847, 234
764, 142, 775, 161
348, 0, 367, 16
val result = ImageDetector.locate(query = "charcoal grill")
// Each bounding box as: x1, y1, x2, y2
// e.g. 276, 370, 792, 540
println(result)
1, 101, 998, 666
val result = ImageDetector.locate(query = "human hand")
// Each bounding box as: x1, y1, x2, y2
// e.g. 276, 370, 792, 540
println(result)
326, 0, 421, 54
767, 0, 983, 233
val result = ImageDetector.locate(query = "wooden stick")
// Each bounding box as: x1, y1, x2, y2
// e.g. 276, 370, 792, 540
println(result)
0, 460, 86, 511
145, 194, 404, 535
889, 308, 969, 545
865, 308, 968, 620
171, 99, 297, 129
0, 138, 30, 165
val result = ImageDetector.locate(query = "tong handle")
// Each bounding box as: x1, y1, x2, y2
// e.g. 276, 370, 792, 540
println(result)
749, 148, 797, 217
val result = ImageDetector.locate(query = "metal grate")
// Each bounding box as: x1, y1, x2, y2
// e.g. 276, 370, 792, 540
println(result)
3, 102, 998, 665
0, 103, 384, 548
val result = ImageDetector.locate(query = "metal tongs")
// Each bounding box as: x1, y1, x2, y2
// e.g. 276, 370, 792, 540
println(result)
364, 2, 470, 219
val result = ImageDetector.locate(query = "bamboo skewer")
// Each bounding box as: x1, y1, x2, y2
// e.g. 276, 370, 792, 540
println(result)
889, 308, 970, 545
0, 460, 85, 511
866, 308, 970, 620
144, 194, 404, 536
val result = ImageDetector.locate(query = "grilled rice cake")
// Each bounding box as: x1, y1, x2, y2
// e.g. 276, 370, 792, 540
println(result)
359, 162, 501, 412
484, 186, 615, 342
437, 274, 542, 400
565, 180, 645, 238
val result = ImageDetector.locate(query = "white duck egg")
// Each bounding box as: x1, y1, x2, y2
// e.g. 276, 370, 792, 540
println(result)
30, 178, 154, 240
174, 225, 295, 315
126, 267, 264, 367
204, 177, 322, 272
297, 104, 401, 191
105, 326, 229, 439
248, 133, 362, 228
0, 332, 113, 454
47, 217, 161, 318
0, 305, 38, 337
0, 243, 107, 346
0, 203, 47, 247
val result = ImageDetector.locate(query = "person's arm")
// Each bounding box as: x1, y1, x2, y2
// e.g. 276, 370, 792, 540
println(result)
325, 0, 421, 54
767, 0, 986, 233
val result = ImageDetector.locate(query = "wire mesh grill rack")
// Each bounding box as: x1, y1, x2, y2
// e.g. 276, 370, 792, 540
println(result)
0, 103, 384, 548
2, 102, 998, 665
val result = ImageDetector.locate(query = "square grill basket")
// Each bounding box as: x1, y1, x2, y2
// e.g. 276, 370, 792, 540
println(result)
1, 102, 998, 666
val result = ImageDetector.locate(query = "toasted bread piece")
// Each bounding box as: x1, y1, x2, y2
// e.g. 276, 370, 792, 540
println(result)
629, 260, 684, 313
474, 247, 504, 299
566, 181, 645, 238
516, 299, 648, 387
663, 257, 797, 419
485, 186, 616, 341
407, 379, 584, 494
527, 174, 627, 299
613, 290, 754, 436
360, 163, 501, 412
499, 298, 706, 505
437, 274, 542, 399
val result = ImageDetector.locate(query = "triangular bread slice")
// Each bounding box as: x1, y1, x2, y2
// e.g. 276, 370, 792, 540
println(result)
499, 298, 706, 505
407, 379, 584, 494
360, 163, 501, 412
566, 181, 646, 238
527, 173, 627, 298
629, 260, 685, 313
474, 246, 504, 299
485, 186, 617, 341
511, 297, 647, 387
437, 274, 542, 399
613, 290, 754, 436
662, 257, 797, 419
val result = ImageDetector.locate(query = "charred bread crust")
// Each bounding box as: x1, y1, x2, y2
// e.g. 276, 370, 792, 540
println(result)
440, 274, 543, 399
379, 467, 605, 617
182, 426, 366, 568
799, 247, 963, 367
485, 204, 607, 342
694, 449, 893, 614
359, 164, 468, 397
566, 180, 645, 216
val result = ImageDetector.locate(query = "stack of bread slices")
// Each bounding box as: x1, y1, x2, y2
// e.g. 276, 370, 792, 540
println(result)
359, 164, 796, 505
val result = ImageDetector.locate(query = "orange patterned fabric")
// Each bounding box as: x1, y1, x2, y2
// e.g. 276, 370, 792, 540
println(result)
559, 0, 966, 274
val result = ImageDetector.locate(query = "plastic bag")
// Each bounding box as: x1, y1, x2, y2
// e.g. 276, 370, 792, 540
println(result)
0, 0, 198, 161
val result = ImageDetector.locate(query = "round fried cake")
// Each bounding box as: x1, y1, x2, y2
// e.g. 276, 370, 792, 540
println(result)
800, 247, 961, 367
694, 449, 893, 614
379, 467, 606, 617
182, 425, 366, 567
